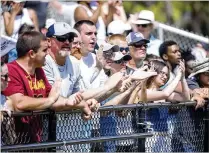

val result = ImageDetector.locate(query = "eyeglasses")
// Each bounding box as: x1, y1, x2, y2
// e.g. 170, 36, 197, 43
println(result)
159, 71, 168, 77
114, 59, 126, 64
1, 73, 8, 81
52, 35, 69, 42
132, 43, 148, 49
136, 24, 149, 28
120, 47, 129, 52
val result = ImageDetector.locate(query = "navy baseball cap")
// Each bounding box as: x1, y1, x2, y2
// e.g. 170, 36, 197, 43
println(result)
126, 32, 150, 46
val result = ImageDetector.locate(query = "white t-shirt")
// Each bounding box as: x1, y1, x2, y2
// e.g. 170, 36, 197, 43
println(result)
79, 52, 108, 90
43, 55, 81, 98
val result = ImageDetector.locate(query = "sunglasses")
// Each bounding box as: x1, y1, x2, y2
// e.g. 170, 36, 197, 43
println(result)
132, 43, 148, 48
136, 24, 149, 28
53, 35, 68, 42
120, 47, 129, 52
114, 59, 126, 64
1, 73, 8, 81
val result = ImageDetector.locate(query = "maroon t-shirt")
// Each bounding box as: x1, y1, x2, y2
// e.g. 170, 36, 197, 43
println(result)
3, 61, 52, 143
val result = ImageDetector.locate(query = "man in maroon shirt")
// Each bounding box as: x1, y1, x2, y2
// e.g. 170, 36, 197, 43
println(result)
2, 31, 92, 143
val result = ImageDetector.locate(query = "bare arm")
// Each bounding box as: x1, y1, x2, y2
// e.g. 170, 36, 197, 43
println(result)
3, 12, 16, 36
138, 74, 181, 102
8, 93, 56, 112
74, 5, 102, 23
28, 9, 39, 31
180, 78, 190, 100
103, 83, 136, 106
102, 4, 115, 26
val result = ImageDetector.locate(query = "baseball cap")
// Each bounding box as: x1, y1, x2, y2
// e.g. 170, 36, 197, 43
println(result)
107, 20, 131, 35
45, 18, 56, 29
126, 32, 150, 46
13, 0, 25, 3
46, 22, 78, 37
112, 52, 132, 61
132, 10, 155, 25
103, 43, 119, 52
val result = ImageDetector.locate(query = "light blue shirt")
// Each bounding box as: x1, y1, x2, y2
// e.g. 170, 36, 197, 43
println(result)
147, 35, 162, 57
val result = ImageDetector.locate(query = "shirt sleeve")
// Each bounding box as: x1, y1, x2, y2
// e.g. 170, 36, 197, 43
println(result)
41, 68, 52, 96
186, 78, 200, 90
43, 59, 55, 86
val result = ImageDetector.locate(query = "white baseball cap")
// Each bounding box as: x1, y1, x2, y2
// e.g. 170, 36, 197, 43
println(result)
103, 43, 119, 52
132, 10, 155, 25
107, 20, 131, 35
112, 52, 132, 61
45, 18, 56, 29
46, 22, 78, 37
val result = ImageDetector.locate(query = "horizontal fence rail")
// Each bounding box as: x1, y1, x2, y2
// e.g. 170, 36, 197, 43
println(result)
1, 101, 208, 152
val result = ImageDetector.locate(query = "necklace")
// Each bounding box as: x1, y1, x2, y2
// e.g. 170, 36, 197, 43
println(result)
16, 61, 37, 90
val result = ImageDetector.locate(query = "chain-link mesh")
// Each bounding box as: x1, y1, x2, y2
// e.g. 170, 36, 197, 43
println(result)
152, 26, 208, 51
1, 103, 207, 152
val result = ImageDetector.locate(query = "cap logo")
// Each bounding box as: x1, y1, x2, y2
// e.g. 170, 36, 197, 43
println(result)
134, 32, 143, 38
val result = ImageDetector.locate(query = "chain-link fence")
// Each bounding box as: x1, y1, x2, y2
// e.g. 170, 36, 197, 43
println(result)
153, 22, 209, 51
1, 102, 208, 152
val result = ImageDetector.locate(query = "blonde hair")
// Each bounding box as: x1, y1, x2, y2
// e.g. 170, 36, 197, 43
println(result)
107, 34, 127, 45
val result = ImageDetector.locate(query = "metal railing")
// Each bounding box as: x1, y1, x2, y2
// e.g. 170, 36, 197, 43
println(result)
1, 101, 208, 152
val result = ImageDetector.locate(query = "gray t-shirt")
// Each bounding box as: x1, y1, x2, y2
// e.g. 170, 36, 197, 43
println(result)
43, 55, 81, 98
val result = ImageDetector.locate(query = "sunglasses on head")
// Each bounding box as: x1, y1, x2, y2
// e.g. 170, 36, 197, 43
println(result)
137, 24, 149, 28
52, 35, 69, 42
119, 47, 129, 52
103, 51, 114, 59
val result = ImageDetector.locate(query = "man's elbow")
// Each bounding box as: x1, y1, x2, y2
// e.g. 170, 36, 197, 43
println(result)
15, 102, 27, 112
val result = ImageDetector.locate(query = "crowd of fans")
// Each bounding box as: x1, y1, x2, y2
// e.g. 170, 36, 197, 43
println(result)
1, 0, 209, 152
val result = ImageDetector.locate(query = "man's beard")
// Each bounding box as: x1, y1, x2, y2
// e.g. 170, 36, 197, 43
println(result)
58, 50, 69, 57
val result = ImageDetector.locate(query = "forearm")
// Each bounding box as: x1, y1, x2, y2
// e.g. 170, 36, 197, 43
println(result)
103, 90, 131, 106
103, 6, 114, 26
90, 5, 102, 23
4, 13, 16, 36
128, 84, 141, 104
50, 96, 68, 111
82, 85, 116, 102
14, 96, 55, 111
163, 74, 181, 97
97, 87, 117, 102
181, 78, 191, 100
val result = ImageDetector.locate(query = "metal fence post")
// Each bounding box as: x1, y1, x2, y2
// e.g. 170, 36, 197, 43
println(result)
48, 111, 57, 152
204, 101, 209, 152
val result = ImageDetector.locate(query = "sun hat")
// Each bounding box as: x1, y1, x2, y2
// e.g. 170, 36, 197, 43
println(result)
188, 58, 209, 78
131, 10, 155, 25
